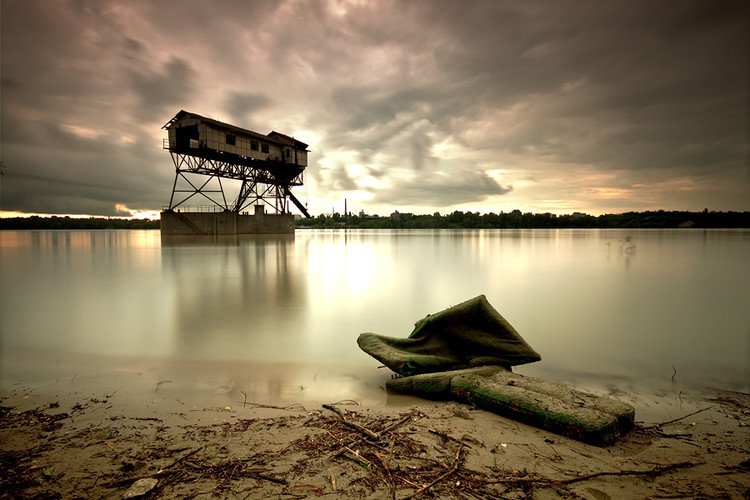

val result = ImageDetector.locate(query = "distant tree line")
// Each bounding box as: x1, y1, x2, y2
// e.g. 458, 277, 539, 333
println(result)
296, 209, 750, 229
1, 210, 748, 230
0, 216, 160, 230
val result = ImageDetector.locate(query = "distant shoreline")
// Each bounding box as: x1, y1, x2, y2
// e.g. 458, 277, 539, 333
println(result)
1, 209, 749, 230
297, 209, 750, 229
0, 216, 160, 230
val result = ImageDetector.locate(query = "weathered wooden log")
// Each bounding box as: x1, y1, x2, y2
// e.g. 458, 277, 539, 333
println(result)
452, 371, 634, 446
388, 369, 634, 446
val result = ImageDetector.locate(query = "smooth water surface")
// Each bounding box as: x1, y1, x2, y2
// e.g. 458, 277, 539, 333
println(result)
1, 229, 748, 404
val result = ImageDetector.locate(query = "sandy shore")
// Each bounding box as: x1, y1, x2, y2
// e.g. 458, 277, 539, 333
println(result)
1, 373, 748, 499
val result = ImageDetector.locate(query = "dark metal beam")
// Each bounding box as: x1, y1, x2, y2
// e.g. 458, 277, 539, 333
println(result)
285, 188, 311, 218
167, 151, 306, 216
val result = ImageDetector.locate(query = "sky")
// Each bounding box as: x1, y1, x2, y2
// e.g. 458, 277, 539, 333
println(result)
0, 0, 748, 218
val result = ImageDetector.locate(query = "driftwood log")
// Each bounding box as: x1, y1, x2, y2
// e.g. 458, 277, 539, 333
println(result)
388, 368, 634, 446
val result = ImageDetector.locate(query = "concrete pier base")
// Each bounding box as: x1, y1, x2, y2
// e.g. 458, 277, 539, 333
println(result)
160, 208, 294, 236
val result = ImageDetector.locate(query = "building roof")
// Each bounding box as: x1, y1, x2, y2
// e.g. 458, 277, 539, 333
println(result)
267, 131, 309, 150
163, 110, 309, 149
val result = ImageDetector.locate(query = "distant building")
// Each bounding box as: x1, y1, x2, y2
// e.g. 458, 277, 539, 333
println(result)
390, 211, 414, 220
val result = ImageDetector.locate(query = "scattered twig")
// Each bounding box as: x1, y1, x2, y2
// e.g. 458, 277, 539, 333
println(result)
155, 380, 172, 392
373, 447, 397, 500
428, 428, 471, 448
658, 431, 695, 440
247, 470, 287, 485
716, 459, 750, 476
328, 410, 421, 462
240, 390, 248, 407
559, 461, 702, 485
323, 403, 380, 441
328, 411, 419, 460
342, 447, 374, 468
291, 484, 323, 495
642, 407, 712, 429
243, 402, 306, 412
159, 446, 204, 472
329, 473, 337, 491
104, 447, 205, 488
105, 385, 127, 398
403, 444, 465, 499
671, 364, 677, 383
489, 461, 703, 488
380, 413, 418, 434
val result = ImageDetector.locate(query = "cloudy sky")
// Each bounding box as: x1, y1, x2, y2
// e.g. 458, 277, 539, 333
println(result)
1, 0, 748, 218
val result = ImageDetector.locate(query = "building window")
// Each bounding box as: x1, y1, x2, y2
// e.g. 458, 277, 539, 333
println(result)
261, 143, 269, 154
226, 133, 236, 146
250, 140, 258, 151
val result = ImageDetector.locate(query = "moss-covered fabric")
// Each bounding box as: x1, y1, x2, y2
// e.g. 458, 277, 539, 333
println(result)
358, 295, 541, 376
385, 366, 507, 398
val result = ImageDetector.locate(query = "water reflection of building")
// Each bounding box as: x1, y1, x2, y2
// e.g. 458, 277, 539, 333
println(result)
160, 235, 307, 360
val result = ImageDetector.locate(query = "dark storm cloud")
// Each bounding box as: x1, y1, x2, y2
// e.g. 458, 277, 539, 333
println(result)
298, 0, 746, 212
0, 0, 195, 214
489, 1, 747, 174
3, 146, 170, 217
129, 57, 196, 123
331, 84, 441, 133
371, 170, 513, 207
224, 92, 273, 126
329, 165, 358, 192
409, 128, 435, 171
1, 0, 747, 216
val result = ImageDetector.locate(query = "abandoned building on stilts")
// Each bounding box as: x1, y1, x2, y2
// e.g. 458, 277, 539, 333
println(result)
160, 110, 310, 236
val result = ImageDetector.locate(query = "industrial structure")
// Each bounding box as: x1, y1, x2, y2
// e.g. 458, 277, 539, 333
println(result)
160, 110, 310, 235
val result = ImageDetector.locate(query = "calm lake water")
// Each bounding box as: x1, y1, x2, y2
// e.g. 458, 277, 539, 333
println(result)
1, 228, 748, 406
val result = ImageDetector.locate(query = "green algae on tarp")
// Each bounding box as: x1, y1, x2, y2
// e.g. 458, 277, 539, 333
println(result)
358, 295, 541, 376
386, 366, 507, 398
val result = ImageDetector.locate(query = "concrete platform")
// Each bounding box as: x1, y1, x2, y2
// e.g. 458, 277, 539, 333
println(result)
160, 209, 294, 236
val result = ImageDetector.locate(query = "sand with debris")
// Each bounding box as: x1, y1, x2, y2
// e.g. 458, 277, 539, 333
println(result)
1, 377, 748, 499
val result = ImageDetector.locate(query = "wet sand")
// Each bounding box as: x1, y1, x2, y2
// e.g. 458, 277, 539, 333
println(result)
1, 357, 748, 499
